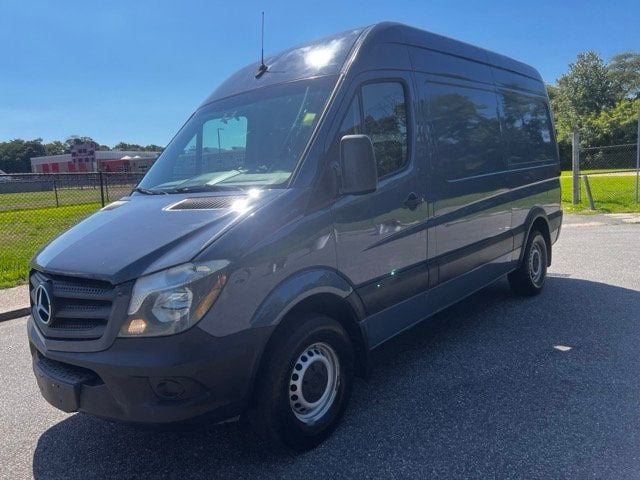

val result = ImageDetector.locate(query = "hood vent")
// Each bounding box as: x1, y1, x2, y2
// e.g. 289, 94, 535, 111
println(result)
167, 196, 246, 211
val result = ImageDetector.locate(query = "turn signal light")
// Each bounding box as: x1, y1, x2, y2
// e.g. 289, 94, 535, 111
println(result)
126, 318, 147, 335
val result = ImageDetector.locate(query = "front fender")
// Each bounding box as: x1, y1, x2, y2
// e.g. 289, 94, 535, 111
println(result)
249, 267, 371, 381
250, 268, 361, 329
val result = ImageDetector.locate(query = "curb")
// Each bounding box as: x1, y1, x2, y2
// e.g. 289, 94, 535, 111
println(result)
0, 307, 30, 323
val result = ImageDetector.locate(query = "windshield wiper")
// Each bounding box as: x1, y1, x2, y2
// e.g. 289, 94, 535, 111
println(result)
133, 187, 168, 195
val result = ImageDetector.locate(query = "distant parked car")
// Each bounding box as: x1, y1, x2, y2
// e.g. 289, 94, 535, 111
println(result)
0, 169, 12, 182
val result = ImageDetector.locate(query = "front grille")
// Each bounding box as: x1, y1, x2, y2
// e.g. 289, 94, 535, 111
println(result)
30, 271, 116, 340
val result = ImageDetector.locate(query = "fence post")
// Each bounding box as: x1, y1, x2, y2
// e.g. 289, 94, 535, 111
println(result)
583, 175, 595, 210
572, 128, 580, 204
99, 171, 105, 207
636, 111, 640, 203
53, 178, 59, 207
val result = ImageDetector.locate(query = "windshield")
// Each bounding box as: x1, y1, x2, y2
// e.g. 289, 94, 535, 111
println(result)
138, 77, 335, 192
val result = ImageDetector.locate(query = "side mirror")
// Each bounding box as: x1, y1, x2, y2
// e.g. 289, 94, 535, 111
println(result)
339, 134, 377, 195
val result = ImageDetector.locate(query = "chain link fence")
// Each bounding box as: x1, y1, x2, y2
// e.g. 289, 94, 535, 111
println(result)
580, 143, 639, 209
580, 143, 638, 172
0, 172, 143, 287
565, 140, 640, 212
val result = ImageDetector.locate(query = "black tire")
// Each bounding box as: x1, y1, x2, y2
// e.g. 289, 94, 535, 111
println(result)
508, 230, 548, 296
249, 313, 354, 451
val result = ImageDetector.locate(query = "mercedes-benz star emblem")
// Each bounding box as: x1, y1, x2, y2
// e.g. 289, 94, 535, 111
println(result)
35, 284, 52, 325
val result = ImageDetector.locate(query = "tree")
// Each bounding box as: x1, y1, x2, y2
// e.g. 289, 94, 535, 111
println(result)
114, 142, 143, 151
65, 136, 99, 150
549, 50, 639, 165
0, 139, 46, 172
581, 97, 640, 146
114, 142, 163, 152
546, 84, 558, 104
44, 141, 67, 156
555, 51, 616, 118
608, 52, 640, 99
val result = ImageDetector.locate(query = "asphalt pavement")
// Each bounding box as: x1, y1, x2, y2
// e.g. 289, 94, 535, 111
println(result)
1, 214, 639, 479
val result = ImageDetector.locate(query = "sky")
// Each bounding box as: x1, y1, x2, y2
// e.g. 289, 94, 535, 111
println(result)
1, 0, 638, 147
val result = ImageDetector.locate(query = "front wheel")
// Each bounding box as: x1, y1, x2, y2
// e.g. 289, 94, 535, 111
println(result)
250, 313, 354, 451
508, 230, 548, 296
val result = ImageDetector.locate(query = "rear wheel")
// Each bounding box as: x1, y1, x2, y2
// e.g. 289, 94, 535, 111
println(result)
250, 313, 354, 451
509, 230, 548, 296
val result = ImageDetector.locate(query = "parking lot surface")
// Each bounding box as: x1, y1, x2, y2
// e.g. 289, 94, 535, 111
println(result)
1, 214, 639, 479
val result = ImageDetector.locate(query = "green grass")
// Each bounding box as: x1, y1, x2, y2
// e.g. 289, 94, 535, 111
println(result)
560, 175, 640, 213
0, 203, 100, 288
561, 169, 637, 177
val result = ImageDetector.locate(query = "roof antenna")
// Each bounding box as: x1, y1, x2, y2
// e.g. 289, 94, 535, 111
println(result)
255, 12, 268, 79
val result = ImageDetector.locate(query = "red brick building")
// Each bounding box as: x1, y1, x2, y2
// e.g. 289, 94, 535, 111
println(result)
31, 144, 159, 173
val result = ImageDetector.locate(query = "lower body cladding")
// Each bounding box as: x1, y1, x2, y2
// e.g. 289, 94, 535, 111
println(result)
28, 317, 273, 425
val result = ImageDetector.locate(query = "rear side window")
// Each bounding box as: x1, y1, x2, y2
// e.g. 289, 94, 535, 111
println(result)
338, 81, 408, 179
425, 82, 503, 180
498, 92, 555, 164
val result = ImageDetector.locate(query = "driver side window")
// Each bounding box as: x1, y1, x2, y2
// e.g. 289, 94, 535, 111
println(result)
339, 96, 362, 138
338, 81, 408, 179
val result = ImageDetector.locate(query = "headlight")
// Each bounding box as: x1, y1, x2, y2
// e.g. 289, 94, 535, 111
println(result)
119, 260, 228, 337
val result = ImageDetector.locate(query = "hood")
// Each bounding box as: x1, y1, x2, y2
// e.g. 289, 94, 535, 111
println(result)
31, 190, 286, 284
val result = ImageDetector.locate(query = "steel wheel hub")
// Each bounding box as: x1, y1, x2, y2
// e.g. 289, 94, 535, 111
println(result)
530, 242, 543, 285
289, 342, 340, 425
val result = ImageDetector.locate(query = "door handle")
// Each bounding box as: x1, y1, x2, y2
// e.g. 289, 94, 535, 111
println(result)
403, 192, 421, 210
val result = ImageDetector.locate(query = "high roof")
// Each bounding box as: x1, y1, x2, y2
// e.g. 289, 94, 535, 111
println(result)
201, 27, 365, 106
201, 22, 543, 106
364, 22, 541, 80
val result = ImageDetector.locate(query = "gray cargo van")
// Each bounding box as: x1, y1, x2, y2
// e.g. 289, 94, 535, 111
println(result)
28, 22, 562, 450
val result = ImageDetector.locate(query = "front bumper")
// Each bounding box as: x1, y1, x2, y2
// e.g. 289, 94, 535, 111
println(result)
28, 316, 272, 425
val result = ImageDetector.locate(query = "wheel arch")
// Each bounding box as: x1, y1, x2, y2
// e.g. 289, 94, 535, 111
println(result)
246, 268, 371, 410
265, 292, 370, 378
519, 208, 552, 267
